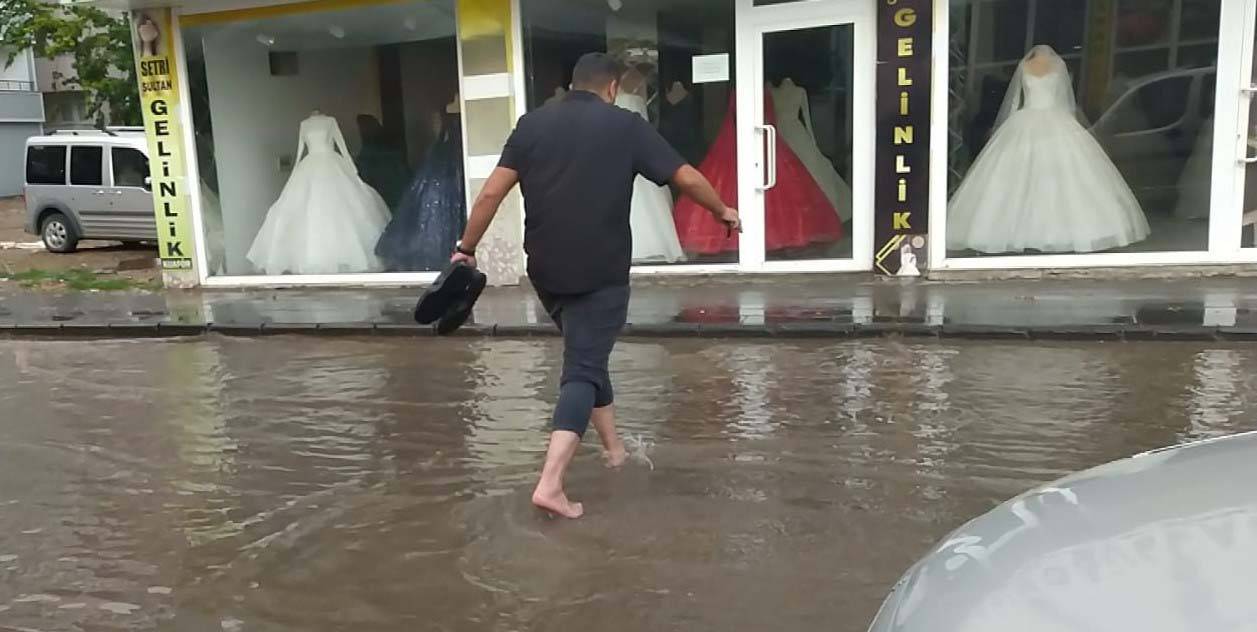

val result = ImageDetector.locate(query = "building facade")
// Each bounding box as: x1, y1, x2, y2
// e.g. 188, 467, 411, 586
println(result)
0, 48, 45, 197
115, 0, 1257, 287
35, 52, 98, 129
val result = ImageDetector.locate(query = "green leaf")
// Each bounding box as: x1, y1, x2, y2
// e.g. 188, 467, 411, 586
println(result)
0, 0, 140, 125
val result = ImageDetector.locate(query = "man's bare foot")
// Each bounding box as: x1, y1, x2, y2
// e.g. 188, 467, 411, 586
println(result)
532, 486, 584, 519
603, 448, 628, 468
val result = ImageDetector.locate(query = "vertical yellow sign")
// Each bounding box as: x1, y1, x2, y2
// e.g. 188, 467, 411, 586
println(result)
132, 9, 195, 274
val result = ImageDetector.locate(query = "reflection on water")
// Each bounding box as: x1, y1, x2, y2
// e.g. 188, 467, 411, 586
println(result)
1, 337, 1256, 630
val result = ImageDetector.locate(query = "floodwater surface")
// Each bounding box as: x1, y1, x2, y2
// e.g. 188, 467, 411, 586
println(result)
1, 337, 1255, 631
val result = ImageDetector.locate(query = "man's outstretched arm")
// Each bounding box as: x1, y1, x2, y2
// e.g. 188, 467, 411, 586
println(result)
452, 166, 519, 265
672, 164, 740, 232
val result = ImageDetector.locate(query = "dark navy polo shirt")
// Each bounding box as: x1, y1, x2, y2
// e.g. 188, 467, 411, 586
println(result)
498, 90, 686, 295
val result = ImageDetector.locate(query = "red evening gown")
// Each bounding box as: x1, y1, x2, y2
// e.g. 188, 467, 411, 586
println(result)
673, 91, 841, 254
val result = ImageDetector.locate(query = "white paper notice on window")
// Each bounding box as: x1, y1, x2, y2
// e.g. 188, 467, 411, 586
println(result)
692, 54, 730, 84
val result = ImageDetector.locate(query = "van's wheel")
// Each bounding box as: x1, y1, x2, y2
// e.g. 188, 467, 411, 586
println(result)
41, 212, 80, 254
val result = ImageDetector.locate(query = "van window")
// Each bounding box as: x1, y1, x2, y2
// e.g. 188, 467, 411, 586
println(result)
70, 146, 104, 186
112, 148, 150, 188
26, 145, 67, 185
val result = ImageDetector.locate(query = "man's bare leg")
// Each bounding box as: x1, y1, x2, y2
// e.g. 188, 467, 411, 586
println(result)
590, 405, 627, 467
531, 430, 584, 519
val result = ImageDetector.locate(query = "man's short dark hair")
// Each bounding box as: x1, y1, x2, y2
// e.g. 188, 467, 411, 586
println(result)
571, 52, 624, 91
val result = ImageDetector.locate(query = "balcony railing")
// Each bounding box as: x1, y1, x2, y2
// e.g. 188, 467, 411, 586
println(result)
0, 79, 36, 92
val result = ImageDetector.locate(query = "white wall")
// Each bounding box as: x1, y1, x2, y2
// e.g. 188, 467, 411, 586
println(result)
0, 48, 36, 86
203, 30, 381, 273
34, 55, 73, 91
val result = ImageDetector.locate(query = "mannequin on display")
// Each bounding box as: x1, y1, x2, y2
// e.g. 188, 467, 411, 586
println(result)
947, 45, 1150, 254
247, 112, 391, 274
673, 92, 841, 254
770, 77, 853, 221
375, 95, 467, 271
615, 67, 685, 263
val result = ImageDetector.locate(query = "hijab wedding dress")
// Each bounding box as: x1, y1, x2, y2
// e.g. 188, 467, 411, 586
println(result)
247, 113, 391, 274
771, 78, 853, 222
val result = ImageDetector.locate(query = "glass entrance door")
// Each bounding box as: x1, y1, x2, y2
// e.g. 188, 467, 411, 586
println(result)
739, 0, 874, 271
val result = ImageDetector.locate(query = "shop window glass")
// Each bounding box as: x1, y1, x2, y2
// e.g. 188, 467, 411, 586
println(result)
762, 23, 856, 263
947, 0, 1218, 258
1178, 43, 1218, 69
1032, 0, 1086, 54
520, 0, 737, 266
183, 0, 464, 277
1113, 50, 1171, 84
1178, 0, 1222, 41
972, 0, 1031, 64
70, 146, 103, 186
1104, 75, 1191, 134
1116, 0, 1172, 48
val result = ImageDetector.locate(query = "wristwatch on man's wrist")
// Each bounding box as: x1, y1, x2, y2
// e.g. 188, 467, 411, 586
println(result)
455, 241, 476, 257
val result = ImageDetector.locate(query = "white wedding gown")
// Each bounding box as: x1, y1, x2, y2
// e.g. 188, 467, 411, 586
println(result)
948, 46, 1149, 253
615, 92, 685, 264
771, 79, 853, 222
247, 114, 390, 275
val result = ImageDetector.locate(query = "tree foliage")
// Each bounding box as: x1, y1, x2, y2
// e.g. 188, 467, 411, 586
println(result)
0, 0, 140, 126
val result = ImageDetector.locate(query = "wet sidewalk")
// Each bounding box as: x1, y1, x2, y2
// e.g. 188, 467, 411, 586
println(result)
3, 276, 1257, 339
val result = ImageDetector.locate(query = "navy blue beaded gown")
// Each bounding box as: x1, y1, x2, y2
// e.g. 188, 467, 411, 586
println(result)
375, 113, 466, 271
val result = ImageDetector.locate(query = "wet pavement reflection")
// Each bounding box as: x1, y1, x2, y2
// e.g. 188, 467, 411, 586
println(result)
2, 337, 1256, 630
10, 278, 1257, 333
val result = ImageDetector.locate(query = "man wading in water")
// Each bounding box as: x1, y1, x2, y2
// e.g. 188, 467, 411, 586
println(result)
450, 53, 739, 519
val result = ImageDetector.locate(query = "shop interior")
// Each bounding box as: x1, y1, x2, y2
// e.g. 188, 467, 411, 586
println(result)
183, 0, 464, 277
520, 0, 857, 267
946, 0, 1222, 258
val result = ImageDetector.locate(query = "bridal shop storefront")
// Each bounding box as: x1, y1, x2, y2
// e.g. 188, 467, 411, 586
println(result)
125, 0, 1257, 287
126, 0, 526, 287
929, 0, 1257, 274
507, 0, 1257, 279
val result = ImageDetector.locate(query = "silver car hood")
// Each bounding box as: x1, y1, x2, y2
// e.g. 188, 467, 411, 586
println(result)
868, 431, 1257, 632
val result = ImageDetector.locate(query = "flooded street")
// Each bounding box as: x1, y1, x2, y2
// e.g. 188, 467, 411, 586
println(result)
2, 336, 1256, 631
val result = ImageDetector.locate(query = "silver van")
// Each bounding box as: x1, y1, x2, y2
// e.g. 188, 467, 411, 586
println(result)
23, 128, 156, 253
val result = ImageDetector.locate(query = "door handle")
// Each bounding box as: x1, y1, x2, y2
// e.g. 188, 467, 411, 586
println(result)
113, 190, 125, 196
93, 190, 106, 196
1241, 86, 1257, 163
758, 124, 777, 190
1242, 134, 1257, 164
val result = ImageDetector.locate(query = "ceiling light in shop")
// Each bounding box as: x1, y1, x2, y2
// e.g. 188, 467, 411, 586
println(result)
328, 25, 346, 39
607, 0, 622, 11
256, 34, 276, 46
